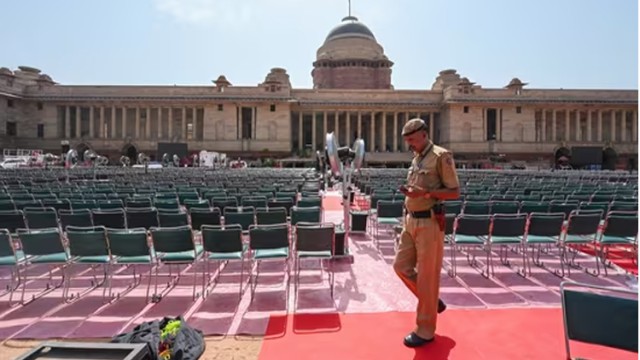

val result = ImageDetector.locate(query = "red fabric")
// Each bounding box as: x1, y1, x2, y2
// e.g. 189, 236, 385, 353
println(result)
259, 309, 637, 360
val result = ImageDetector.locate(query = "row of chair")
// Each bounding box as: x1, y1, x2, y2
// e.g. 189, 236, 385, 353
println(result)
0, 221, 337, 306
0, 206, 324, 234
445, 210, 637, 278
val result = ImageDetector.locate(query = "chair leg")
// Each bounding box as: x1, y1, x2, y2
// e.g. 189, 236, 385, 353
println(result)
239, 257, 244, 301
448, 242, 457, 277
192, 261, 198, 300
102, 263, 113, 303
144, 264, 153, 303
7, 264, 22, 307
484, 244, 493, 278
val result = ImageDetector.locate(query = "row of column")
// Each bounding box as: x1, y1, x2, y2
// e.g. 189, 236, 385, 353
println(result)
538, 109, 638, 143
296, 111, 435, 151
64, 105, 199, 140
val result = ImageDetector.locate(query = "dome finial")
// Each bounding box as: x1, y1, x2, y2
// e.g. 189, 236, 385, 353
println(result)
348, 0, 351, 17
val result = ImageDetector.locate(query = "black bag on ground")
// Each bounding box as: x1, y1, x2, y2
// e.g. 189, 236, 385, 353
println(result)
111, 316, 205, 360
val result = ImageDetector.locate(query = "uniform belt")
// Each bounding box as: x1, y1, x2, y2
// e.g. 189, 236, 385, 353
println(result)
408, 209, 432, 219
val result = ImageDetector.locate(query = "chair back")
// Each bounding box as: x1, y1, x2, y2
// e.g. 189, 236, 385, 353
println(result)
17, 227, 66, 256
107, 227, 151, 257
603, 211, 638, 238
566, 210, 602, 235
491, 213, 527, 237
561, 282, 638, 354
256, 207, 287, 225
59, 208, 93, 229
201, 224, 243, 253
0, 210, 25, 233
24, 207, 59, 229
125, 207, 159, 229
455, 214, 491, 236
377, 200, 403, 218
92, 208, 126, 229
527, 212, 564, 237
150, 225, 195, 253
66, 226, 110, 257
249, 223, 289, 250
295, 222, 335, 253
158, 210, 189, 227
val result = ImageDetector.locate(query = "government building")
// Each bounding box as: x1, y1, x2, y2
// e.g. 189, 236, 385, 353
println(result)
0, 15, 637, 168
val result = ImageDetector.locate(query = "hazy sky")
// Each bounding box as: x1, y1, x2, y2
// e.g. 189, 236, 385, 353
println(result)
1, 0, 637, 90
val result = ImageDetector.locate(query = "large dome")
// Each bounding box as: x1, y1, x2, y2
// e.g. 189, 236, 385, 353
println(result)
325, 16, 376, 42
312, 15, 393, 89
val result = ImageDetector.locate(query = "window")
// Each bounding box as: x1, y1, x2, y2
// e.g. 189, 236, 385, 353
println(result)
516, 106, 522, 114
37, 102, 43, 111
270, 104, 276, 112
241, 107, 253, 139
463, 106, 469, 113
6, 122, 16, 136
486, 109, 497, 141
217, 104, 223, 111
7, 99, 14, 108
37, 124, 44, 138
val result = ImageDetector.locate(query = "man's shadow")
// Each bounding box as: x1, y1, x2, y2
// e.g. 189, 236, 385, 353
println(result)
412, 335, 456, 360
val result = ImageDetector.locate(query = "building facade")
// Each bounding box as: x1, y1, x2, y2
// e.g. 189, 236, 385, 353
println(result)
0, 16, 637, 166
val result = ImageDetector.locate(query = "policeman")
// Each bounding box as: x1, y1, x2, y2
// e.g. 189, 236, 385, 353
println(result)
394, 118, 460, 347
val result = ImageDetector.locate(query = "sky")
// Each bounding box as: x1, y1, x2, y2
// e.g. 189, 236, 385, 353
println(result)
0, 0, 637, 90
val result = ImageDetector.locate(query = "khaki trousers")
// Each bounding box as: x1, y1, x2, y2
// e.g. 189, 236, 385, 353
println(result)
393, 214, 444, 339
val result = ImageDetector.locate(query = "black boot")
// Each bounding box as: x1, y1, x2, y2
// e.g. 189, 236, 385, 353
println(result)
438, 298, 447, 313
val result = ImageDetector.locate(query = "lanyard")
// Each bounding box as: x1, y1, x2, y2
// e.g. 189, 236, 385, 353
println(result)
413, 143, 433, 170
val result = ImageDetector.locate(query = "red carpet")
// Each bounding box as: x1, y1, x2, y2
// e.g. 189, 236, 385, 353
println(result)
322, 195, 343, 211
573, 244, 637, 275
258, 309, 636, 360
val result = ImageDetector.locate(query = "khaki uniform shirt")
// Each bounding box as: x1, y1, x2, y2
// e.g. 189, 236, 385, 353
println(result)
405, 141, 460, 212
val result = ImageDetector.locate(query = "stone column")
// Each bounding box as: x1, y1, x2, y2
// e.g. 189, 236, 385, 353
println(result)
541, 109, 546, 142
552, 110, 557, 141
403, 112, 409, 151
121, 106, 128, 139
597, 110, 603, 142
111, 106, 116, 138
393, 112, 398, 151
496, 108, 502, 141
575, 110, 582, 141
334, 111, 339, 141
193, 107, 198, 140
428, 112, 434, 140
311, 113, 317, 151
158, 108, 163, 139
75, 106, 81, 138
89, 106, 94, 138
99, 107, 105, 138
298, 112, 303, 151
370, 111, 375, 151
168, 108, 173, 139
65, 105, 71, 138
564, 110, 570, 141
611, 110, 617, 142
135, 107, 141, 138
587, 110, 592, 142
357, 112, 362, 139
323, 111, 328, 148
182, 107, 187, 140
146, 107, 151, 139
381, 113, 387, 151
251, 107, 256, 139
345, 112, 351, 143
633, 110, 638, 142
